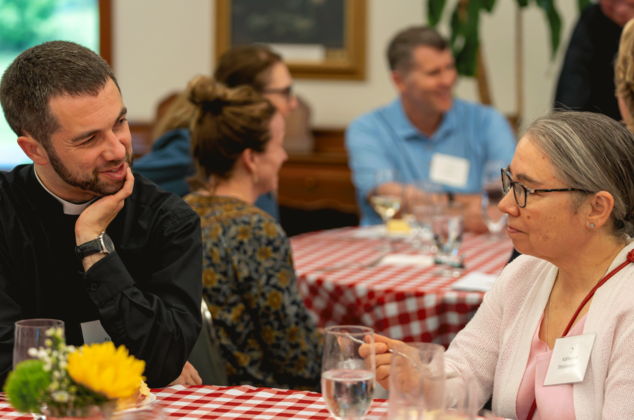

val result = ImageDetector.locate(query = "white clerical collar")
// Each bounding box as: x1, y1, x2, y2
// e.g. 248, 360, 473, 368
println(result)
34, 167, 96, 215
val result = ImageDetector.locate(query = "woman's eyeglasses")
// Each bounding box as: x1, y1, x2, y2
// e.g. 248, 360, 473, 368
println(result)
262, 85, 294, 101
500, 167, 591, 208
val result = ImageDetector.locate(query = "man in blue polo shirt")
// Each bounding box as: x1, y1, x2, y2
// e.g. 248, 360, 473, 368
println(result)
346, 26, 516, 228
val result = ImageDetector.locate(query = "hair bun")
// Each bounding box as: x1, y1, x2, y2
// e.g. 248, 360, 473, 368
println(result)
202, 98, 225, 115
187, 75, 229, 114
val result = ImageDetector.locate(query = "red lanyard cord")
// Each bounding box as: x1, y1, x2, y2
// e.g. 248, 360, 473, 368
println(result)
526, 249, 634, 420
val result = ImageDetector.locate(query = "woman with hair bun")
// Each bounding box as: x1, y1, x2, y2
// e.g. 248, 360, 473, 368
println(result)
183, 76, 322, 391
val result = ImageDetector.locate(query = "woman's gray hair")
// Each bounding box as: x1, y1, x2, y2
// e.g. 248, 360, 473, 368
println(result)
526, 111, 634, 240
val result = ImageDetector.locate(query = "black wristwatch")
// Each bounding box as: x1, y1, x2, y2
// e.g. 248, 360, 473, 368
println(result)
75, 232, 115, 260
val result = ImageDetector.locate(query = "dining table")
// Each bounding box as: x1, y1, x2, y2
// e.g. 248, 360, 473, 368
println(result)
0, 385, 388, 419
291, 227, 514, 347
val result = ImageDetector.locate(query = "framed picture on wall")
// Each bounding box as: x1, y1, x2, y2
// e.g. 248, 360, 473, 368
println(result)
215, 0, 366, 80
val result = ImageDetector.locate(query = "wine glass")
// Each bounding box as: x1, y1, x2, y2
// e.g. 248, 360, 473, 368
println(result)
481, 161, 508, 239
432, 203, 465, 277
370, 169, 402, 251
13, 319, 65, 369
322, 326, 375, 420
388, 342, 446, 420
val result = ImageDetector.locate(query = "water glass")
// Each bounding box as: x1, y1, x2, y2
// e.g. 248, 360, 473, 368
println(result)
481, 161, 508, 238
13, 319, 65, 369
322, 326, 375, 420
438, 372, 478, 419
388, 342, 446, 420
432, 203, 465, 277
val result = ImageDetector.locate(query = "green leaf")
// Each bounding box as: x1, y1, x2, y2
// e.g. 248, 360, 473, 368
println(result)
448, 0, 481, 77
515, 0, 530, 7
428, 0, 446, 27
535, 0, 562, 57
481, 0, 497, 13
577, 0, 592, 12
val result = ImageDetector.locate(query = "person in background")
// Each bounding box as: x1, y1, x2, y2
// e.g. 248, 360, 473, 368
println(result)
345, 26, 516, 230
134, 45, 298, 221
616, 17, 634, 130
554, 0, 634, 120
362, 111, 634, 418
0, 41, 202, 387
183, 76, 322, 391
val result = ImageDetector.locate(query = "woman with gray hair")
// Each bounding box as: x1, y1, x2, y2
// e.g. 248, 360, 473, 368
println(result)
361, 111, 634, 419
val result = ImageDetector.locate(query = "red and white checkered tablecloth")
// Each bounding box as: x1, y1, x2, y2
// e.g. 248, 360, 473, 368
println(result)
291, 227, 514, 347
0, 386, 388, 419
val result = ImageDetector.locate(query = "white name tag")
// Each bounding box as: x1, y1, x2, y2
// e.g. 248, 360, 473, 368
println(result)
429, 154, 470, 188
80, 320, 112, 345
543, 333, 596, 386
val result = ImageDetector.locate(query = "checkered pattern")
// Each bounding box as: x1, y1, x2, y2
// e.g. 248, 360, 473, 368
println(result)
0, 386, 388, 419
291, 228, 514, 347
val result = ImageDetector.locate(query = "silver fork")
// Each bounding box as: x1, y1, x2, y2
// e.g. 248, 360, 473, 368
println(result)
344, 334, 458, 379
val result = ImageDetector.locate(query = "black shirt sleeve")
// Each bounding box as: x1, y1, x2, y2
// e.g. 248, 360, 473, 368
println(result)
83, 210, 203, 387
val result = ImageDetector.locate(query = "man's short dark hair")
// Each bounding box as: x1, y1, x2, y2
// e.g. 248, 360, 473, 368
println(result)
0, 40, 119, 147
387, 26, 449, 72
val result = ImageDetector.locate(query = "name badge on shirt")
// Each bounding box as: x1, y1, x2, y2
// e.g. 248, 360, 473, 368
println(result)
429, 154, 470, 188
543, 333, 596, 386
80, 320, 112, 345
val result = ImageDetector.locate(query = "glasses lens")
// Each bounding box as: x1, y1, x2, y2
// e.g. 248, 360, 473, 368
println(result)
513, 183, 526, 207
501, 169, 512, 194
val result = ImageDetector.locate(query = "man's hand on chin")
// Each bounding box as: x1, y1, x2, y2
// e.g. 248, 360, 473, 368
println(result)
75, 167, 134, 271
169, 361, 203, 386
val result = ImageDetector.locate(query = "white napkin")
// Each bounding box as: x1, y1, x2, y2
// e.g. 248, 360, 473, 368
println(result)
452, 272, 498, 292
351, 226, 413, 239
378, 254, 434, 267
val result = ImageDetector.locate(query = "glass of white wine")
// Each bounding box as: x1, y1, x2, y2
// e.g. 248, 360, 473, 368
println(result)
322, 326, 375, 420
370, 169, 402, 251
481, 161, 508, 240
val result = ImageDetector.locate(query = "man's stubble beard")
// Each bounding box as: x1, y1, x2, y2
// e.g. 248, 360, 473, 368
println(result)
46, 144, 134, 197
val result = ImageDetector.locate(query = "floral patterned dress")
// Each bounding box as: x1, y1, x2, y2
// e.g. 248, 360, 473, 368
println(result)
184, 194, 323, 391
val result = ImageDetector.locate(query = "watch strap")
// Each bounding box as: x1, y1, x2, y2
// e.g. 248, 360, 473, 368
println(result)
75, 232, 109, 260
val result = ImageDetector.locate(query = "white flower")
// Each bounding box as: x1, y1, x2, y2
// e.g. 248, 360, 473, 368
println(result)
45, 328, 55, 337
49, 381, 59, 391
59, 361, 67, 369
27, 348, 38, 357
44, 339, 52, 347
52, 391, 69, 403
67, 345, 76, 353
43, 362, 52, 372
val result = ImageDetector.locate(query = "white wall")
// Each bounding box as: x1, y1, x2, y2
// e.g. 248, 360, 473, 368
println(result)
113, 0, 581, 134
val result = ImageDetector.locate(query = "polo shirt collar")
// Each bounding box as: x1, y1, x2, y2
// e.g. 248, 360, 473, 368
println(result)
388, 98, 457, 140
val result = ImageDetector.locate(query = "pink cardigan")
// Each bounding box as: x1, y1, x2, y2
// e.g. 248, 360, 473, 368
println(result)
444, 242, 634, 420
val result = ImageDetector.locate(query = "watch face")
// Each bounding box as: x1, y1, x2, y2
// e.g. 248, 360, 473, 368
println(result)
102, 233, 115, 253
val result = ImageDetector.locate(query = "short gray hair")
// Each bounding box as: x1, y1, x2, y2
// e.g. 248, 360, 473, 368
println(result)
386, 26, 448, 72
526, 111, 634, 240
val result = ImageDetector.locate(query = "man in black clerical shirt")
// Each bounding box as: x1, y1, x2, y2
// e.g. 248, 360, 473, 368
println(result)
0, 41, 203, 387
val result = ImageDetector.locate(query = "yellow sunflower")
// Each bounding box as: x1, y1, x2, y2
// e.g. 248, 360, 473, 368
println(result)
67, 342, 145, 399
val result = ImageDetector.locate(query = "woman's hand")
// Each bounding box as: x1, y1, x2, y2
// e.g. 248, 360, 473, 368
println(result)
359, 333, 403, 390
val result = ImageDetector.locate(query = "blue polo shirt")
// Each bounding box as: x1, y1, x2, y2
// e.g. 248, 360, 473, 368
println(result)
345, 98, 517, 225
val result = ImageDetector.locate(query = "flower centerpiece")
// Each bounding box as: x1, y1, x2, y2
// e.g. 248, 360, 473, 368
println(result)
3, 327, 146, 419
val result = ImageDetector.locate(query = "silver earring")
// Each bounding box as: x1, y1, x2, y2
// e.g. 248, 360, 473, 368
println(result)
589, 223, 595, 229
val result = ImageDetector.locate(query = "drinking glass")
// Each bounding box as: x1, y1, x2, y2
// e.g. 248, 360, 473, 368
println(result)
322, 326, 375, 420
437, 372, 478, 420
403, 181, 444, 252
481, 161, 508, 238
370, 169, 402, 251
13, 319, 65, 369
388, 342, 445, 420
432, 203, 465, 277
